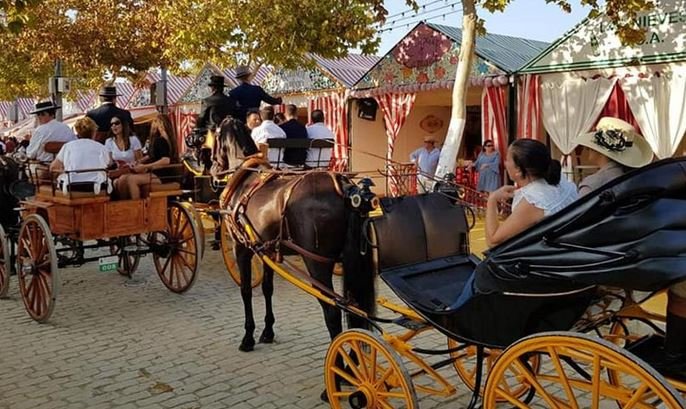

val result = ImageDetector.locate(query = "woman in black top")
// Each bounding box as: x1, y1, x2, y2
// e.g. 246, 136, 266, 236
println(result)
120, 114, 178, 199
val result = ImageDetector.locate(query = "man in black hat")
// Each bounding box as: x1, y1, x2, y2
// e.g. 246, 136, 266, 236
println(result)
86, 85, 134, 144
229, 66, 282, 123
196, 75, 238, 131
26, 101, 76, 162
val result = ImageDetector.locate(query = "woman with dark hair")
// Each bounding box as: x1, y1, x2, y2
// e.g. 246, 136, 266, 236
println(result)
105, 115, 142, 166
485, 139, 577, 247
118, 114, 177, 200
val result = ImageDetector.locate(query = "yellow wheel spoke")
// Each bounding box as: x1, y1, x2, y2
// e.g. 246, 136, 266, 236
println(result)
339, 347, 366, 382
376, 391, 407, 398
547, 346, 580, 409
591, 354, 601, 409
351, 340, 369, 381
374, 367, 394, 389
623, 384, 651, 409
513, 358, 559, 408
331, 365, 361, 387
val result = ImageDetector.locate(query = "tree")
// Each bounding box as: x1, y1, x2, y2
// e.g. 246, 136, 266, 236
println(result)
0, 0, 404, 99
0, 0, 42, 32
435, 0, 655, 179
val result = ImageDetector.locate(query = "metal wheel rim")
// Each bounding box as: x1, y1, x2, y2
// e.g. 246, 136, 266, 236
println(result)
483, 331, 685, 408
0, 223, 11, 298
152, 202, 200, 293
325, 329, 418, 409
220, 218, 263, 288
111, 235, 142, 277
16, 214, 59, 323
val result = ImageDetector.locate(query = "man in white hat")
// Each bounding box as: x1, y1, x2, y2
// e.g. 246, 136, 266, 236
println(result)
410, 135, 441, 193
26, 101, 76, 162
575, 117, 653, 196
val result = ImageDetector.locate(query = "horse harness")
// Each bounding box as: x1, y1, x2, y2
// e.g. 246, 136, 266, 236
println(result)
221, 160, 345, 265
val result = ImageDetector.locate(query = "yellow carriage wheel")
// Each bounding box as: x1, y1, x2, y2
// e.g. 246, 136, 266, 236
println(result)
325, 329, 418, 409
219, 219, 263, 288
447, 338, 539, 400
483, 331, 684, 408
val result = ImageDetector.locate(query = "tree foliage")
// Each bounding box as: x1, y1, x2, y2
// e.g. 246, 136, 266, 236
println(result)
0, 0, 398, 99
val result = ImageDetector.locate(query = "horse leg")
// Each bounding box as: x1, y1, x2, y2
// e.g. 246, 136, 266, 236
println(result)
236, 243, 256, 352
258, 263, 275, 344
304, 259, 342, 340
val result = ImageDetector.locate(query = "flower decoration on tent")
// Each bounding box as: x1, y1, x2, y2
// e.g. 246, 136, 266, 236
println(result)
402, 67, 414, 79
416, 72, 429, 84
384, 71, 396, 84
449, 55, 459, 65
393, 25, 452, 68
434, 66, 446, 80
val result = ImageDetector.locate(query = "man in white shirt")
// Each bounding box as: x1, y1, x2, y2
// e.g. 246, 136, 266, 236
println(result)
26, 101, 76, 162
251, 106, 286, 166
409, 135, 441, 193
305, 109, 334, 168
50, 117, 111, 193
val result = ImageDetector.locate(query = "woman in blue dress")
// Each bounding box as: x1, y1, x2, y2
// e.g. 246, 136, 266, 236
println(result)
472, 140, 501, 193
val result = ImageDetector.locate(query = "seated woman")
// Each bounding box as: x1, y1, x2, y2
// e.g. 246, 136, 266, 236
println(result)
49, 117, 111, 193
486, 139, 578, 248
118, 114, 177, 200
105, 115, 142, 167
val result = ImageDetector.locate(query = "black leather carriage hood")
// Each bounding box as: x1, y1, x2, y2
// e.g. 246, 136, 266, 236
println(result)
474, 158, 686, 295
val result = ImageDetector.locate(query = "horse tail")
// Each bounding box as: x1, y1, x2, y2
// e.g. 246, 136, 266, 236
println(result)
342, 205, 376, 330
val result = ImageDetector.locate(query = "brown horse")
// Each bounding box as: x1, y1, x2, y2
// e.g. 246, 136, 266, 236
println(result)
212, 118, 375, 353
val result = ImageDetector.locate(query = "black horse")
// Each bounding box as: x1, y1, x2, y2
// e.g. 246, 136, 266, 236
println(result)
211, 117, 375, 353
0, 155, 25, 230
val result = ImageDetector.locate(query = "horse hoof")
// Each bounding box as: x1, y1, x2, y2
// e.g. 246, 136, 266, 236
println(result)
259, 332, 275, 344
320, 389, 329, 403
239, 343, 254, 352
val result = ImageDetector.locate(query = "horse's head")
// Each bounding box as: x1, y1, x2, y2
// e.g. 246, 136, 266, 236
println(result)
212, 117, 259, 175
0, 155, 25, 228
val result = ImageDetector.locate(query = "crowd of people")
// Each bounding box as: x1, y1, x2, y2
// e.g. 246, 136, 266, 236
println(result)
6, 66, 337, 201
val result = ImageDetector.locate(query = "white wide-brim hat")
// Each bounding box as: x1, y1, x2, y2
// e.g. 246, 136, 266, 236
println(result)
575, 117, 653, 168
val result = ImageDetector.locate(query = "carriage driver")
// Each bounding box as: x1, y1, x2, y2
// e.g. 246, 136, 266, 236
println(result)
196, 75, 238, 133
50, 117, 112, 194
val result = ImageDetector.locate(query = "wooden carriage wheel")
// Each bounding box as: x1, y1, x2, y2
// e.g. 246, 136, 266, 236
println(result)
483, 331, 684, 408
325, 329, 418, 409
0, 224, 11, 299
110, 235, 142, 277
0, 224, 11, 298
16, 214, 59, 322
179, 202, 205, 258
150, 202, 201, 293
447, 338, 539, 400
219, 218, 263, 288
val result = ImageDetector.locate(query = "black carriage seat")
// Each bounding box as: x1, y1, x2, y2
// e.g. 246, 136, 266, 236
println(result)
370, 193, 479, 313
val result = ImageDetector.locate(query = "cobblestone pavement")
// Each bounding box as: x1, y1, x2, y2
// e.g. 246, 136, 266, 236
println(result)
0, 239, 476, 409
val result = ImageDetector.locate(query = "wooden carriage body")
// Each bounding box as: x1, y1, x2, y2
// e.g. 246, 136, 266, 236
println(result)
22, 186, 181, 242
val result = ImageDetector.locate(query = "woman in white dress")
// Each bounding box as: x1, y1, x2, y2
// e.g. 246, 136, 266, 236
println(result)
486, 139, 577, 248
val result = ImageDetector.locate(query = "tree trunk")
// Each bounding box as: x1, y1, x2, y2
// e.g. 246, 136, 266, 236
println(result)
435, 0, 477, 180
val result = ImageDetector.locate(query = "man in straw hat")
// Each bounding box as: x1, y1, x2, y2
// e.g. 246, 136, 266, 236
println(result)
575, 117, 653, 197
410, 135, 441, 193
229, 65, 282, 123
26, 101, 76, 162
86, 85, 135, 144
196, 75, 238, 132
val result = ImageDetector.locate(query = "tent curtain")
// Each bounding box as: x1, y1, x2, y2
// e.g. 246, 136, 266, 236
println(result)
374, 92, 416, 196
541, 77, 617, 178
170, 107, 197, 154
481, 85, 508, 159
307, 91, 349, 171
621, 73, 686, 159
594, 82, 640, 131
517, 74, 543, 140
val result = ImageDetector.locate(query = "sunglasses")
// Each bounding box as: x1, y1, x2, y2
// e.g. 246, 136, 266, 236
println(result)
110, 121, 121, 127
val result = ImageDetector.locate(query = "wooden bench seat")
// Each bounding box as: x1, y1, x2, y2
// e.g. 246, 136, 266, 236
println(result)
36, 184, 110, 205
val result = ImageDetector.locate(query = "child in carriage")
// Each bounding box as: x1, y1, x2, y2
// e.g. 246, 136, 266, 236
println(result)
485, 139, 577, 248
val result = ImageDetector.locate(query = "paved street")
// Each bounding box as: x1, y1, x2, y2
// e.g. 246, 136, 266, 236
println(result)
0, 239, 473, 409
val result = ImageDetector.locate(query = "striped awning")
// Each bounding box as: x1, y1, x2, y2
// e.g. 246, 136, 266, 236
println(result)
311, 54, 380, 88
146, 72, 195, 105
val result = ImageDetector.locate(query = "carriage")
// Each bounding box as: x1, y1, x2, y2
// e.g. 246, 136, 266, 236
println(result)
250, 157, 686, 408
0, 145, 202, 323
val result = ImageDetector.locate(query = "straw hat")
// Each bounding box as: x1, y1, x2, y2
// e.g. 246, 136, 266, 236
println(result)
575, 117, 653, 168
423, 135, 436, 143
